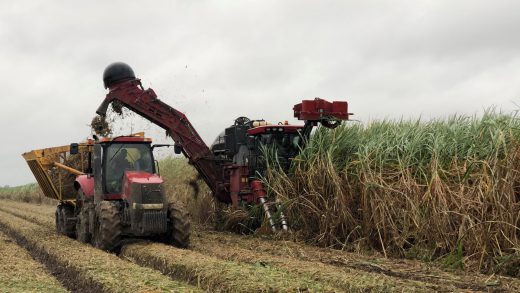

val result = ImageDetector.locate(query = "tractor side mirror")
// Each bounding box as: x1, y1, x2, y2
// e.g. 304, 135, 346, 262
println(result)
70, 143, 79, 155
174, 144, 183, 154
151, 143, 182, 155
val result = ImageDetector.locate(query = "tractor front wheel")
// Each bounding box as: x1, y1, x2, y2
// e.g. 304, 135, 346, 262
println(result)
164, 202, 190, 248
93, 201, 122, 252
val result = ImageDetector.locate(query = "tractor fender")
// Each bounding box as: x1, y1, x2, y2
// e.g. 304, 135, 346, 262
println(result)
74, 175, 94, 198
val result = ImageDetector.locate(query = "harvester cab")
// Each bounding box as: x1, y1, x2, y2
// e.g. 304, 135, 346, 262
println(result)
210, 99, 351, 231
220, 98, 351, 174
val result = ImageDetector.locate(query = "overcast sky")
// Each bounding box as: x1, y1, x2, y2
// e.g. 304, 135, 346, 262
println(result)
1, 0, 520, 186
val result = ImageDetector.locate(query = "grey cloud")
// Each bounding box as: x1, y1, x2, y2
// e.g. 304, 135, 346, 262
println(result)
1, 0, 520, 186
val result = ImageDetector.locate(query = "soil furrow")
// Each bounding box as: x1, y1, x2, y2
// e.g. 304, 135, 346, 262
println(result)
3, 201, 517, 292
192, 228, 520, 292
0, 210, 200, 293
0, 205, 347, 292
3, 200, 519, 292
0, 230, 69, 293
191, 234, 481, 292
0, 203, 457, 292
122, 242, 345, 292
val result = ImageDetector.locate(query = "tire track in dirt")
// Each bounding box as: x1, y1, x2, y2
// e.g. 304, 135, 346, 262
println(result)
3, 201, 518, 292
191, 228, 520, 292
0, 204, 346, 292
1, 203, 435, 292
0, 230, 69, 293
121, 242, 343, 292
191, 233, 473, 292
0, 210, 200, 293
5, 204, 516, 292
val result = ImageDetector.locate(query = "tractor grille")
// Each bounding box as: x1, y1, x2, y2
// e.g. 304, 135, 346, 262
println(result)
141, 184, 163, 204
142, 210, 167, 234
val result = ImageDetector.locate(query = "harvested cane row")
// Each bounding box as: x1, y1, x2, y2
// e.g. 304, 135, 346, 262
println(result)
1, 202, 429, 292
0, 230, 68, 293
0, 203, 343, 292
190, 229, 520, 292
4, 200, 520, 292
0, 210, 199, 293
1, 199, 56, 218
2, 201, 344, 292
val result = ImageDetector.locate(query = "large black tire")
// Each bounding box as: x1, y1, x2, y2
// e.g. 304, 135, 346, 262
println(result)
76, 206, 91, 243
165, 202, 190, 248
76, 207, 91, 243
55, 205, 64, 234
61, 204, 76, 238
75, 189, 91, 243
93, 201, 122, 252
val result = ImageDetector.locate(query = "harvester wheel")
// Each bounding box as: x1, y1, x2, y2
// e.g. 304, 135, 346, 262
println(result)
61, 204, 76, 238
93, 201, 122, 252
55, 206, 64, 234
76, 204, 91, 243
164, 202, 190, 248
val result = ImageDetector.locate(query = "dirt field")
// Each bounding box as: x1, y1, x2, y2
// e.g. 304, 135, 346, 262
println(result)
0, 230, 68, 293
0, 199, 519, 292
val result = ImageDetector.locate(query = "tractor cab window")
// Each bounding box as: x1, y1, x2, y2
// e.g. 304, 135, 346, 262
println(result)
253, 132, 302, 174
259, 133, 301, 155
104, 143, 154, 194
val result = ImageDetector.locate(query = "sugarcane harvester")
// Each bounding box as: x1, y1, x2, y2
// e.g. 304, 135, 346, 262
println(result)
96, 62, 351, 232
22, 62, 350, 251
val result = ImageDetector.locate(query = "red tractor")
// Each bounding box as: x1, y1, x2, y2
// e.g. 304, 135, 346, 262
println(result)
70, 134, 190, 251
96, 62, 351, 232
23, 132, 190, 252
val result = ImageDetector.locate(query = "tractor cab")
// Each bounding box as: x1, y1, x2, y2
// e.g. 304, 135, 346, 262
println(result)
102, 139, 155, 194
89, 134, 170, 238
88, 134, 163, 203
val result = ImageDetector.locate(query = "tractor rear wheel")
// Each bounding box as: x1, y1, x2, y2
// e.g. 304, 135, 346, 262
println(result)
164, 202, 190, 248
55, 206, 64, 234
93, 201, 122, 252
76, 205, 92, 243
75, 189, 91, 243
61, 204, 76, 238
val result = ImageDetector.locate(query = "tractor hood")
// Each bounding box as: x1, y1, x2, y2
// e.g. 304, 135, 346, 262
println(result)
121, 171, 165, 204
124, 171, 163, 185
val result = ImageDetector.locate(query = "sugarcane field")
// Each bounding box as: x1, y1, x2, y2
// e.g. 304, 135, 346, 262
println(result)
1, 1, 519, 292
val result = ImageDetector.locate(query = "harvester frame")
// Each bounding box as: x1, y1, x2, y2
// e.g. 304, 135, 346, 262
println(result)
97, 62, 351, 232
22, 61, 351, 250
